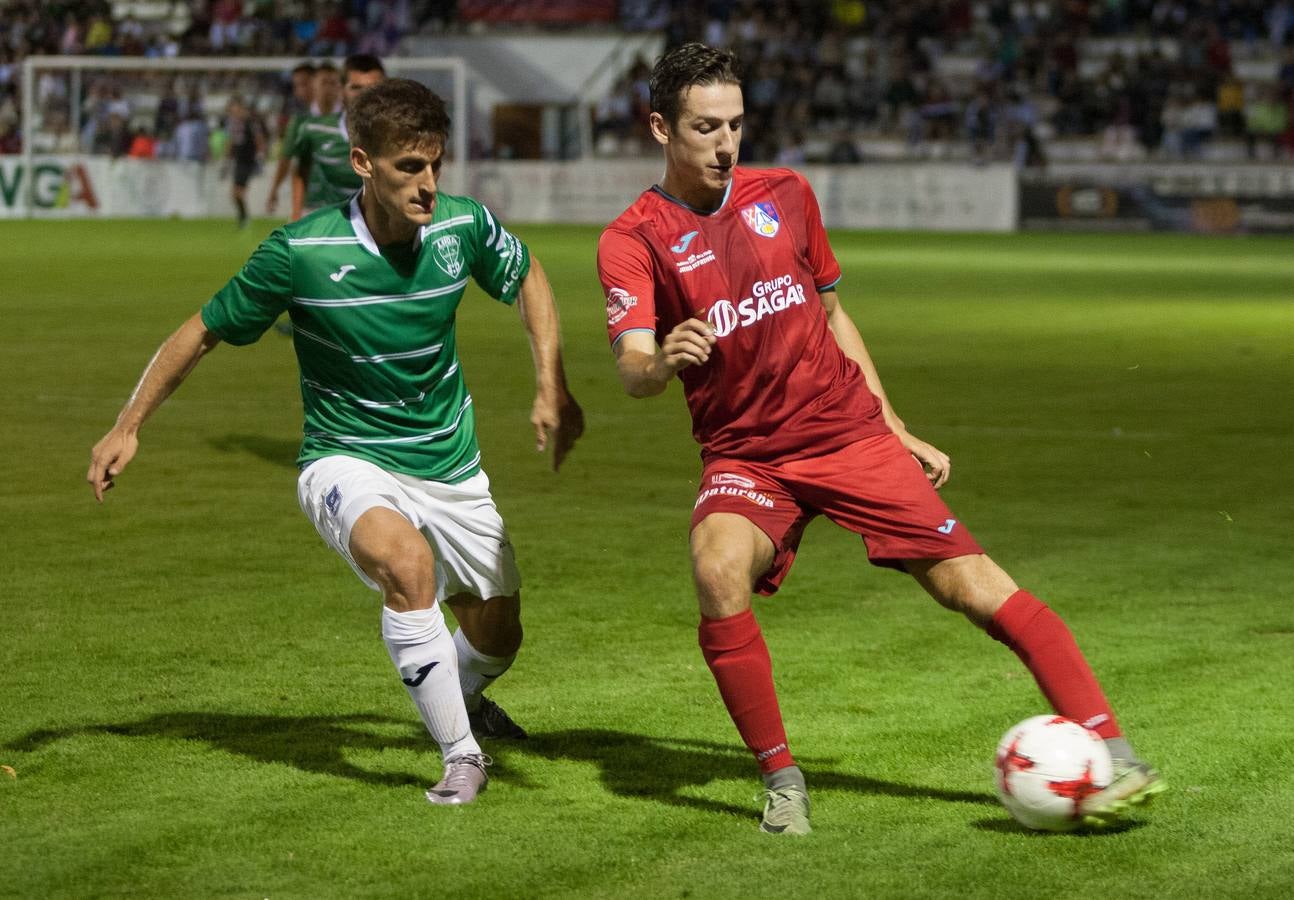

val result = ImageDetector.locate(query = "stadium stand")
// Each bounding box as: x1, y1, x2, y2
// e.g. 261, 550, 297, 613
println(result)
2, 0, 1292, 163
600, 0, 1294, 164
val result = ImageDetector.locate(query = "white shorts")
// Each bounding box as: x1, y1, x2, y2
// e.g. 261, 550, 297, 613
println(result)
297, 454, 521, 602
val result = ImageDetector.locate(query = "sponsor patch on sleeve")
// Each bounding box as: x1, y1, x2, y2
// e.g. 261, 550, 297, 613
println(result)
606, 287, 639, 326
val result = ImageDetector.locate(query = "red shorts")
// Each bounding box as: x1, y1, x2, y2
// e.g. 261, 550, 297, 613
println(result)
690, 433, 983, 595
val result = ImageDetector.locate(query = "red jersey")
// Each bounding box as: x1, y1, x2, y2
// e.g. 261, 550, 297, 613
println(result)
598, 166, 888, 462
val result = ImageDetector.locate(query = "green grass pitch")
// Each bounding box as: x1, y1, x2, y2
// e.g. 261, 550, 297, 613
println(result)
2, 219, 1292, 898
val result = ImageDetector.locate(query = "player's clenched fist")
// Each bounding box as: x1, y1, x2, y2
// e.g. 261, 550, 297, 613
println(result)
659, 318, 717, 373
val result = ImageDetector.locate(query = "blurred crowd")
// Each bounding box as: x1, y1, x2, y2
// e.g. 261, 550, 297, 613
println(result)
603, 0, 1294, 163
24, 70, 281, 161
0, 0, 447, 153
0, 0, 438, 58
3, 0, 1294, 163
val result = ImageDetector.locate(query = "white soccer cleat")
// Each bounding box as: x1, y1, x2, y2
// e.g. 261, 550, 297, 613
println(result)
425, 753, 491, 806
759, 786, 812, 835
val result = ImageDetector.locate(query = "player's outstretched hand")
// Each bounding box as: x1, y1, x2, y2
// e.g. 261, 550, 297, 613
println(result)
87, 427, 139, 502
532, 391, 585, 472
898, 431, 951, 489
659, 318, 716, 374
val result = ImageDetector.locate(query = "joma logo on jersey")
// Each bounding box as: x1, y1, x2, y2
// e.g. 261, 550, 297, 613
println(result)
741, 201, 780, 238
669, 230, 715, 273
705, 274, 808, 337
432, 234, 464, 278
671, 231, 699, 253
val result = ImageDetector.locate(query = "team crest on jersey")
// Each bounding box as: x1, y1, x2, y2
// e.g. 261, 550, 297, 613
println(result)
741, 201, 780, 238
432, 234, 464, 278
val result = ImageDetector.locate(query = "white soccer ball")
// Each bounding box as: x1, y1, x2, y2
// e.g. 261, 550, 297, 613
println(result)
993, 715, 1113, 832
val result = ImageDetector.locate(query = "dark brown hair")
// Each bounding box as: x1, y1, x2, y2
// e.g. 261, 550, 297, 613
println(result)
649, 43, 741, 128
343, 53, 385, 83
349, 78, 450, 156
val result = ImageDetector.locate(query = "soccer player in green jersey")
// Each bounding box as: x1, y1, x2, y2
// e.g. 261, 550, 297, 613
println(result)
289, 62, 343, 220
289, 55, 385, 221
265, 61, 315, 217
87, 78, 584, 806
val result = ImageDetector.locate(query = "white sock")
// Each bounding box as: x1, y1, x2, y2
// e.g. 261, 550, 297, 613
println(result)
382, 605, 481, 762
453, 628, 516, 713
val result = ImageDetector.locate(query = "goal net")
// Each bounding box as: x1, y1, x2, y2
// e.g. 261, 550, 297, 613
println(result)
10, 55, 468, 218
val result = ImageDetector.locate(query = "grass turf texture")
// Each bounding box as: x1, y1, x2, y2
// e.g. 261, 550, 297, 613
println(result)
2, 221, 1292, 899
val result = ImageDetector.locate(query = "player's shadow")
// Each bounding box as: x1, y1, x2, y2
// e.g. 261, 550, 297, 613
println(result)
5, 715, 994, 820
971, 816, 1147, 837
208, 433, 300, 469
4, 712, 436, 789
513, 729, 996, 818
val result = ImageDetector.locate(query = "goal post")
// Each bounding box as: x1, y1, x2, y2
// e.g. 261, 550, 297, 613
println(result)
15, 55, 469, 218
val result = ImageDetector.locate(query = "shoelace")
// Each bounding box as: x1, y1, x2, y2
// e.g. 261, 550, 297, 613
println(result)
760, 789, 803, 818
442, 753, 492, 791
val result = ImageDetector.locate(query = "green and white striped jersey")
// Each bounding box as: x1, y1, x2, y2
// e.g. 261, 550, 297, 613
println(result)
288, 110, 359, 207
200, 193, 532, 482
278, 112, 306, 162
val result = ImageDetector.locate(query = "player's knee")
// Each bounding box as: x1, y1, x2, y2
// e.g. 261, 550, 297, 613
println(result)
925, 585, 993, 627
919, 555, 1016, 626
368, 540, 437, 609
691, 550, 755, 609
948, 588, 1002, 628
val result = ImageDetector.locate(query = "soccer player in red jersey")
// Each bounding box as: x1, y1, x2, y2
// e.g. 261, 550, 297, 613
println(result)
596, 43, 1164, 835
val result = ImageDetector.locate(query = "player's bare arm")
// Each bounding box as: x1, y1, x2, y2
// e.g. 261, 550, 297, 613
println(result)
614, 320, 716, 398
290, 160, 309, 220
265, 155, 291, 213
516, 256, 584, 471
820, 289, 951, 488
87, 313, 221, 502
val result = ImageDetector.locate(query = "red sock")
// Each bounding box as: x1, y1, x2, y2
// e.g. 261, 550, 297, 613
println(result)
987, 590, 1121, 739
698, 609, 795, 773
